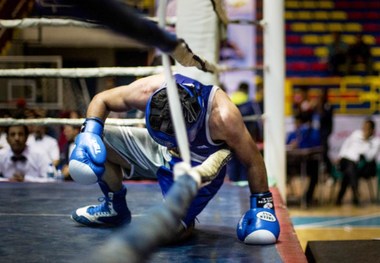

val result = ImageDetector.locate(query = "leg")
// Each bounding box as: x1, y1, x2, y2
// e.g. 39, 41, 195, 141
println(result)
305, 159, 319, 206
71, 126, 165, 227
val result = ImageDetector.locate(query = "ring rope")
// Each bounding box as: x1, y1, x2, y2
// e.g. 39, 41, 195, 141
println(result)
0, 17, 178, 29
0, 118, 145, 126
0, 65, 264, 78
0, 115, 261, 127
0, 17, 263, 29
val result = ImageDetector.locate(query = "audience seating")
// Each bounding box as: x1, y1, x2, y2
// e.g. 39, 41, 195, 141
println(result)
284, 0, 380, 77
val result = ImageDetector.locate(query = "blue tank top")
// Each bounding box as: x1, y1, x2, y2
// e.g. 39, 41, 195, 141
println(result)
169, 74, 226, 165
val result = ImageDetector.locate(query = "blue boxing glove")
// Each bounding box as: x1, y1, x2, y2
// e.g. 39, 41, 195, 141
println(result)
69, 117, 107, 185
237, 191, 280, 245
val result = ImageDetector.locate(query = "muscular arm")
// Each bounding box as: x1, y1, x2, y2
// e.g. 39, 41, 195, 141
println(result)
86, 74, 165, 120
210, 90, 269, 194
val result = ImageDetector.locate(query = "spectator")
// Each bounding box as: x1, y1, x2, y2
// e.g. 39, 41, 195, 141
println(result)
336, 118, 380, 205
293, 87, 316, 126
286, 114, 321, 206
59, 124, 81, 181
27, 124, 60, 167
345, 33, 373, 76
327, 31, 348, 76
0, 125, 51, 182
230, 82, 249, 106
315, 89, 334, 177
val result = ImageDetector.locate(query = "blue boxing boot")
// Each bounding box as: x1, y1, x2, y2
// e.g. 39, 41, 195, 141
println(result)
71, 181, 131, 226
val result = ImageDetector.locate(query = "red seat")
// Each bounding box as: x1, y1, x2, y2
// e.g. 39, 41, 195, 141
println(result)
311, 62, 328, 71
348, 12, 364, 20
363, 23, 380, 32
288, 62, 310, 71
286, 35, 301, 45
298, 47, 314, 56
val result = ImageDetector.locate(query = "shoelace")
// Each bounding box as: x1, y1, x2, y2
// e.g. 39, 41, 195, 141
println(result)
88, 196, 111, 216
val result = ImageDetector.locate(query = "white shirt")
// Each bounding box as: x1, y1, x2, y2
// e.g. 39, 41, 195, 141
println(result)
0, 132, 8, 150
0, 145, 51, 182
339, 130, 380, 162
27, 134, 60, 164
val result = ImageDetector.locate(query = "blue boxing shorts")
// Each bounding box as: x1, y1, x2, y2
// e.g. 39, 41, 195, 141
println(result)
103, 126, 227, 227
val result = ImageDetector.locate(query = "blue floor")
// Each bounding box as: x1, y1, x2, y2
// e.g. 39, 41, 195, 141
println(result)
0, 182, 283, 263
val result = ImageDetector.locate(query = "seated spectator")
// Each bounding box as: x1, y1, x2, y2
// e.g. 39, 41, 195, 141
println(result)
345, 33, 373, 76
27, 124, 60, 167
336, 118, 380, 205
327, 31, 348, 76
286, 114, 321, 206
59, 124, 80, 181
0, 125, 51, 182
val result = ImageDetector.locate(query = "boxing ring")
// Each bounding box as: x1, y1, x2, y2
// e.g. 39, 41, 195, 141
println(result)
0, 181, 304, 262
0, 0, 303, 262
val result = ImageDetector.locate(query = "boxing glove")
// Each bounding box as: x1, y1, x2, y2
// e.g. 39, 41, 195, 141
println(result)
69, 117, 107, 185
237, 191, 280, 245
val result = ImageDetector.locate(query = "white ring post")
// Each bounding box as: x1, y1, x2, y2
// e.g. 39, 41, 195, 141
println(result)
263, 0, 286, 202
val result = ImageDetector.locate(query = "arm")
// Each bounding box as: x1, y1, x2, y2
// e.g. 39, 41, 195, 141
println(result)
86, 74, 166, 120
70, 74, 166, 184
210, 90, 268, 194
210, 90, 279, 245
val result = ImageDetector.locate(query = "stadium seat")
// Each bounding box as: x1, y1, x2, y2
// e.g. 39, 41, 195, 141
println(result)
285, 1, 299, 9
330, 11, 347, 20
318, 1, 334, 9
311, 62, 328, 72
310, 23, 327, 32
291, 23, 309, 32
371, 47, 380, 57
344, 23, 362, 32
363, 24, 380, 32
321, 34, 333, 44
342, 35, 356, 45
302, 35, 321, 45
363, 35, 375, 45
314, 47, 328, 58
314, 11, 329, 20
297, 11, 313, 20
286, 35, 302, 45
327, 23, 343, 32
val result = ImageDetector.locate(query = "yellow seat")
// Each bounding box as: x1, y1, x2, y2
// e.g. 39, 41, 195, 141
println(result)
371, 47, 380, 56
345, 23, 362, 32
297, 11, 313, 20
342, 35, 356, 45
310, 22, 327, 32
363, 35, 375, 45
285, 11, 296, 20
302, 35, 321, 45
322, 34, 333, 44
328, 23, 344, 32
330, 11, 347, 20
373, 62, 380, 71
302, 1, 317, 9
291, 22, 309, 32
318, 1, 334, 9
314, 11, 329, 20
286, 1, 299, 9
314, 47, 328, 58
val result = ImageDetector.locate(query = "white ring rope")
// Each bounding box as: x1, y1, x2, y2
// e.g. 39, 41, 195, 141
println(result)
0, 66, 166, 78
0, 115, 261, 127
0, 17, 262, 29
0, 65, 264, 78
0, 118, 145, 126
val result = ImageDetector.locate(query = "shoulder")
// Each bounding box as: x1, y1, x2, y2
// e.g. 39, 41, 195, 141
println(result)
209, 90, 245, 141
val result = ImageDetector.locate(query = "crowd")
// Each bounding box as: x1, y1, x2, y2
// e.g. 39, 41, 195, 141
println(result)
287, 87, 379, 207
327, 32, 374, 76
0, 106, 82, 182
